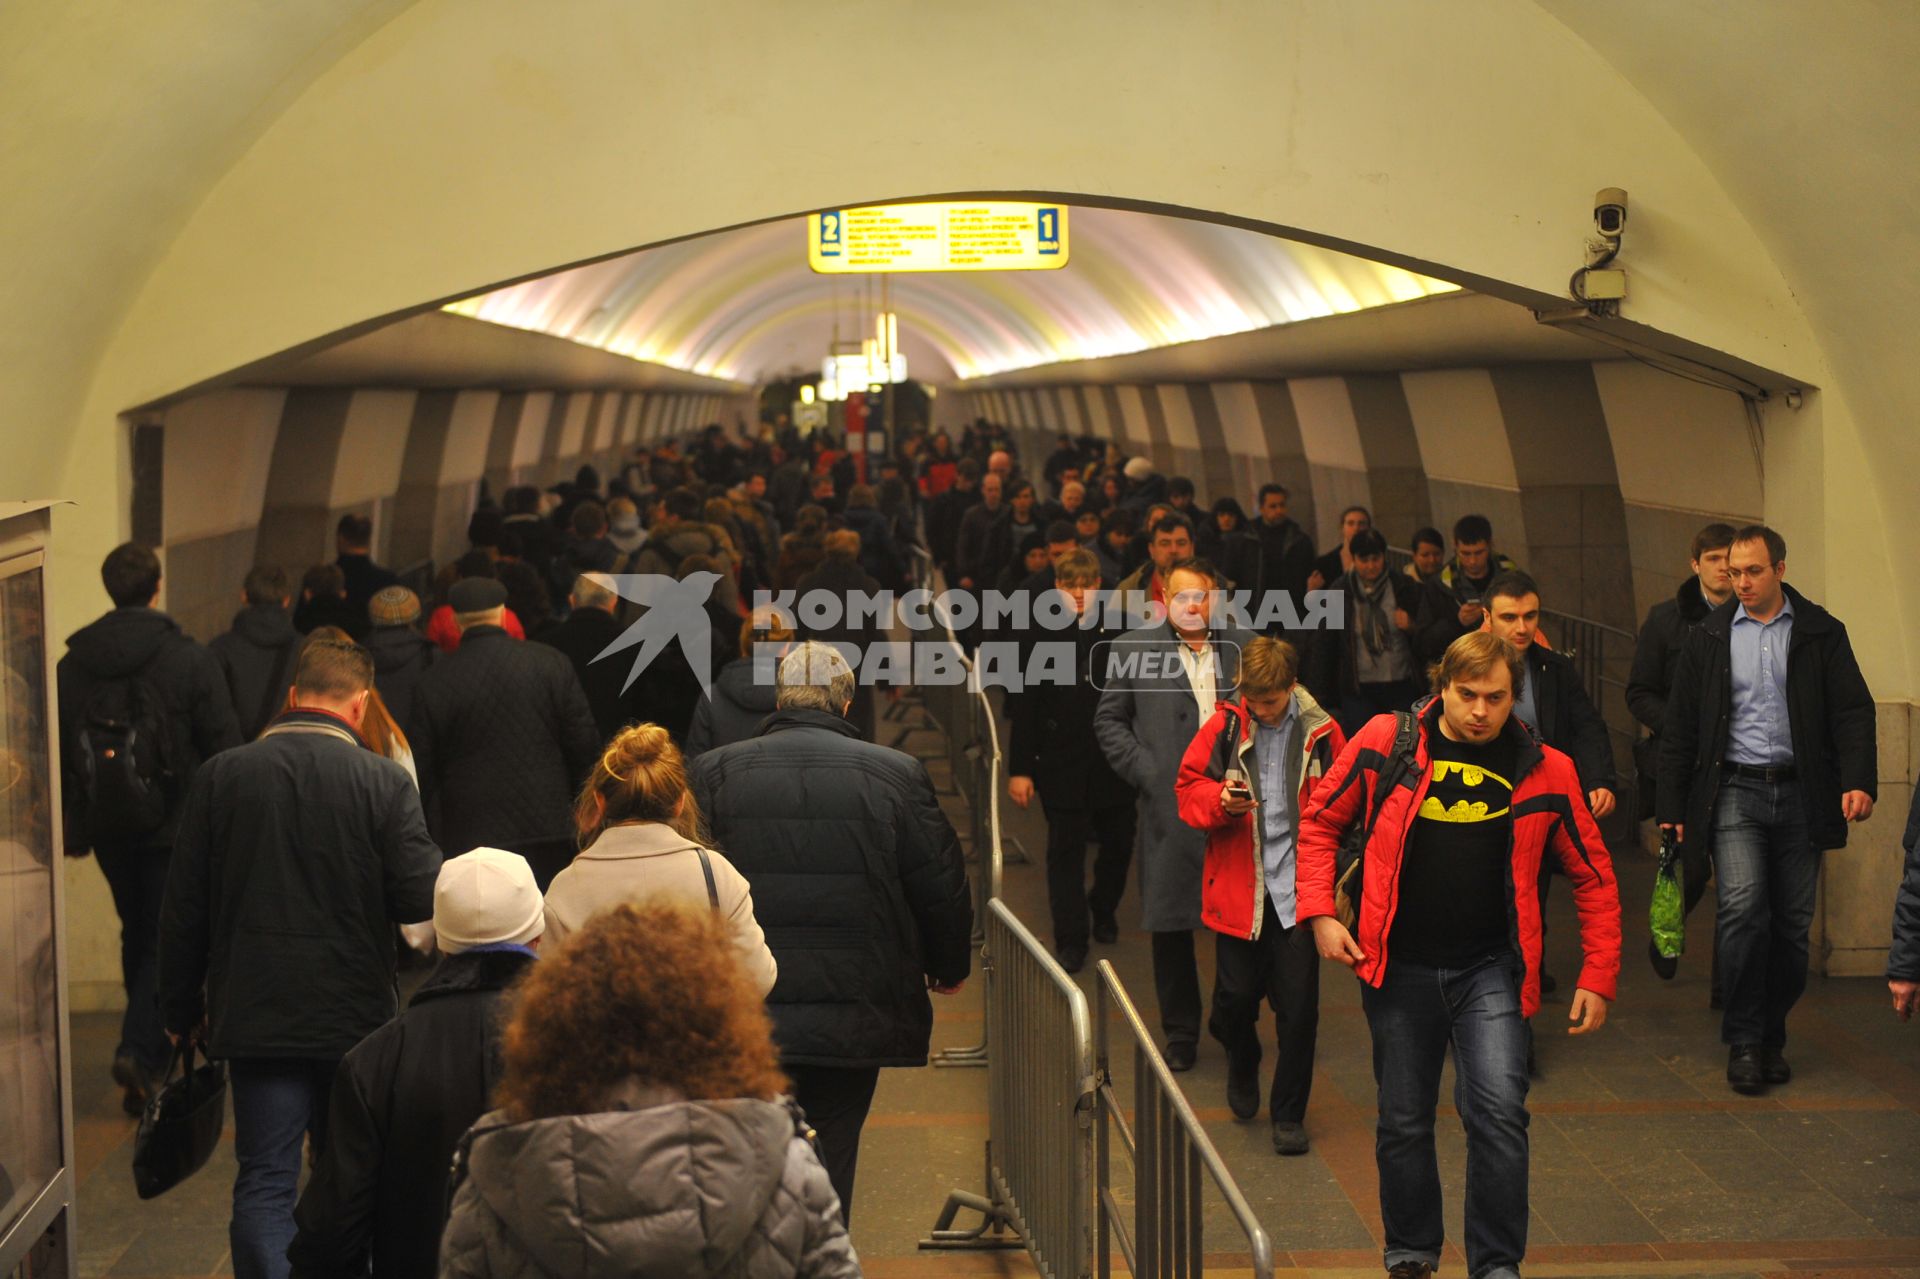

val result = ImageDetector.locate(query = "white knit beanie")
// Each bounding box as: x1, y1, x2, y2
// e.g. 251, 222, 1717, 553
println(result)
433, 848, 544, 954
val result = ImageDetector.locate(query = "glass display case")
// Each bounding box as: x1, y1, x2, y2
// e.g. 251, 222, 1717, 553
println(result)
0, 504, 73, 1277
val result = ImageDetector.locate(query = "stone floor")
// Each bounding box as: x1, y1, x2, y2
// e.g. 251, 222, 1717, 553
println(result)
61, 700, 1920, 1276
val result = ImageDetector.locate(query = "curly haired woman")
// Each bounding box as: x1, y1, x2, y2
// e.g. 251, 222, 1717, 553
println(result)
438, 902, 861, 1278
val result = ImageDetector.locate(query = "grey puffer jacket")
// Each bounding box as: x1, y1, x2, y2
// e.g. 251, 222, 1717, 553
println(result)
439, 1090, 861, 1279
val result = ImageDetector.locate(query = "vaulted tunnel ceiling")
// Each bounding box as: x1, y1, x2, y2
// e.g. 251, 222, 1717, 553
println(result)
443, 205, 1461, 385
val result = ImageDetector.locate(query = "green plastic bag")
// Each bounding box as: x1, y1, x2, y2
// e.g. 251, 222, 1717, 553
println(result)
1650, 830, 1686, 959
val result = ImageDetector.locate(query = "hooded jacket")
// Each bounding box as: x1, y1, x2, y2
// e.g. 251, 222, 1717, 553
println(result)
57, 606, 243, 850
365, 623, 436, 730
288, 947, 534, 1279
1175, 687, 1345, 940
1656, 583, 1876, 852
1296, 698, 1621, 1018
209, 604, 302, 741
687, 655, 780, 758
439, 1090, 860, 1279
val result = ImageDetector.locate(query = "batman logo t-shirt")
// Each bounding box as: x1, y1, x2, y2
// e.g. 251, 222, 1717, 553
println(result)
1388, 728, 1519, 969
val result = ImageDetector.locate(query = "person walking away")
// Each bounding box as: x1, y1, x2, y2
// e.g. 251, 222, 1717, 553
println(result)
209, 565, 302, 741
1176, 637, 1344, 1154
535, 572, 649, 742
542, 723, 776, 992
58, 542, 242, 1112
288, 849, 542, 1278
689, 642, 972, 1223
1094, 558, 1253, 1070
334, 514, 399, 616
1298, 631, 1620, 1279
408, 576, 600, 890
688, 605, 794, 758
438, 902, 861, 1278
363, 585, 434, 730
1006, 549, 1135, 972
159, 637, 441, 1279
1657, 524, 1875, 1093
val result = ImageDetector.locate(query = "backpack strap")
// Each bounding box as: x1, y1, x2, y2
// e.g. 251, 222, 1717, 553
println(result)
1360, 711, 1420, 840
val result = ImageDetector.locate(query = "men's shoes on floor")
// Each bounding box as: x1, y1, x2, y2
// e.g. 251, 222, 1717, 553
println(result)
1647, 937, 1679, 981
1271, 1120, 1309, 1156
1163, 1041, 1197, 1072
1760, 1046, 1792, 1085
1386, 1260, 1434, 1279
111, 1055, 152, 1117
1055, 943, 1088, 975
1091, 913, 1119, 945
1225, 1044, 1260, 1120
1727, 1043, 1766, 1094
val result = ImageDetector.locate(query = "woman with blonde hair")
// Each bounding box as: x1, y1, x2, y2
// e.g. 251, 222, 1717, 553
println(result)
439, 901, 859, 1277
687, 604, 797, 758
541, 723, 776, 993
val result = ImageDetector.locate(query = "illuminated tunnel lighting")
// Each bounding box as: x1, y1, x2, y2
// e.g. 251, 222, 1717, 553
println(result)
443, 205, 1459, 383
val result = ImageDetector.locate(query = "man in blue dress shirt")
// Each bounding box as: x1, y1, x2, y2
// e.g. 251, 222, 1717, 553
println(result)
1657, 525, 1877, 1094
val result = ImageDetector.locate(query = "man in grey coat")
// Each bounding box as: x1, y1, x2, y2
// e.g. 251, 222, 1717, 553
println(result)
1095, 557, 1251, 1070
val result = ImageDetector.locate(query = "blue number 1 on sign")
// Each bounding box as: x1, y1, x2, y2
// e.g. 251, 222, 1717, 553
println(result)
1037, 207, 1061, 255
819, 211, 843, 257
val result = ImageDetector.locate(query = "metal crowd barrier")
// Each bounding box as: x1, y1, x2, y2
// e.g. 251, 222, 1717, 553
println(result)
1095, 961, 1275, 1279
922, 899, 1096, 1274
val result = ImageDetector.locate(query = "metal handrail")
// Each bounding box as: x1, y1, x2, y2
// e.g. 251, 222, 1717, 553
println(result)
922, 899, 1096, 1272
1095, 961, 1274, 1278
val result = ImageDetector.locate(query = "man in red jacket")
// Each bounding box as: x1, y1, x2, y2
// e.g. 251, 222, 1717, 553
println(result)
1176, 637, 1345, 1155
1298, 631, 1620, 1279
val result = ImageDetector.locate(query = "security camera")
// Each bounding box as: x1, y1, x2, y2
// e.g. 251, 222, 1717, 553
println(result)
1594, 187, 1628, 240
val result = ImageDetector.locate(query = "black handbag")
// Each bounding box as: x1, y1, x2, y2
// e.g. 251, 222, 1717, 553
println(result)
132, 1041, 228, 1199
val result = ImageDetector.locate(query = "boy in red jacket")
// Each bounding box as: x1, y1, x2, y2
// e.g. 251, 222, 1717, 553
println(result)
1298, 632, 1620, 1279
1177, 637, 1345, 1155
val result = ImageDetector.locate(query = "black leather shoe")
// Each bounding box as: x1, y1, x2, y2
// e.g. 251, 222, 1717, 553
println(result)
1271, 1120, 1309, 1156
1760, 1046, 1792, 1085
1055, 943, 1087, 975
1225, 1044, 1260, 1120
1386, 1261, 1434, 1279
1648, 937, 1679, 981
1091, 913, 1119, 945
111, 1054, 152, 1117
1727, 1043, 1766, 1094
1164, 1041, 1197, 1072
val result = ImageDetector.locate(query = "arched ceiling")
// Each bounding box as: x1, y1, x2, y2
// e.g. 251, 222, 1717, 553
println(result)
443, 205, 1458, 384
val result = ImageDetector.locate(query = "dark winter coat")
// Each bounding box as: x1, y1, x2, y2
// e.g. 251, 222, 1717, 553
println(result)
1303, 572, 1454, 704
288, 948, 534, 1279
364, 624, 435, 730
686, 655, 780, 759
689, 709, 973, 1067
294, 591, 369, 642
1252, 516, 1317, 603
534, 606, 649, 742
840, 505, 907, 591
1625, 575, 1716, 736
926, 483, 981, 575
336, 552, 401, 614
407, 626, 601, 856
1007, 617, 1133, 812
1888, 791, 1920, 983
1093, 621, 1252, 931
1657, 584, 1877, 852
159, 710, 441, 1058
57, 607, 243, 851
1516, 643, 1618, 797
209, 604, 302, 741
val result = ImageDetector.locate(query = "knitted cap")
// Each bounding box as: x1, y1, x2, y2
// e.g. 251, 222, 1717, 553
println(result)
368, 585, 421, 627
433, 848, 543, 954
1123, 456, 1154, 481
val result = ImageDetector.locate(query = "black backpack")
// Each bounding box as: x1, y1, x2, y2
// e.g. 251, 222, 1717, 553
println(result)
76, 659, 176, 844
1332, 710, 1420, 931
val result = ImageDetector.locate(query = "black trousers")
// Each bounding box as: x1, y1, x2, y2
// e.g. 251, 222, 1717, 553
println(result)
1208, 901, 1321, 1121
1043, 800, 1135, 949
1152, 930, 1202, 1048
94, 841, 173, 1074
786, 1064, 881, 1226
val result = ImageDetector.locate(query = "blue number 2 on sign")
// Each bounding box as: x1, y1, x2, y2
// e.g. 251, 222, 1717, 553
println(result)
1036, 207, 1061, 255
819, 211, 843, 257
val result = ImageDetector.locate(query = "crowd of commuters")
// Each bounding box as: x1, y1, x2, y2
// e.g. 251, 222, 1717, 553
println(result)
52, 415, 1916, 1279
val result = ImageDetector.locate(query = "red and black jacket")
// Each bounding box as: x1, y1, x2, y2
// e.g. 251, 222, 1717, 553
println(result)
1296, 697, 1621, 1018
1175, 687, 1346, 941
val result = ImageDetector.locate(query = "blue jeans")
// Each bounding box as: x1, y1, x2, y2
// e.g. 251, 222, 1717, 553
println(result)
230, 1058, 338, 1279
1361, 955, 1529, 1279
1711, 776, 1816, 1049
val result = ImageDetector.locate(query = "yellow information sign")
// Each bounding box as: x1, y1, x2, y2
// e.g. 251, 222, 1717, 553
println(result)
808, 203, 1069, 273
